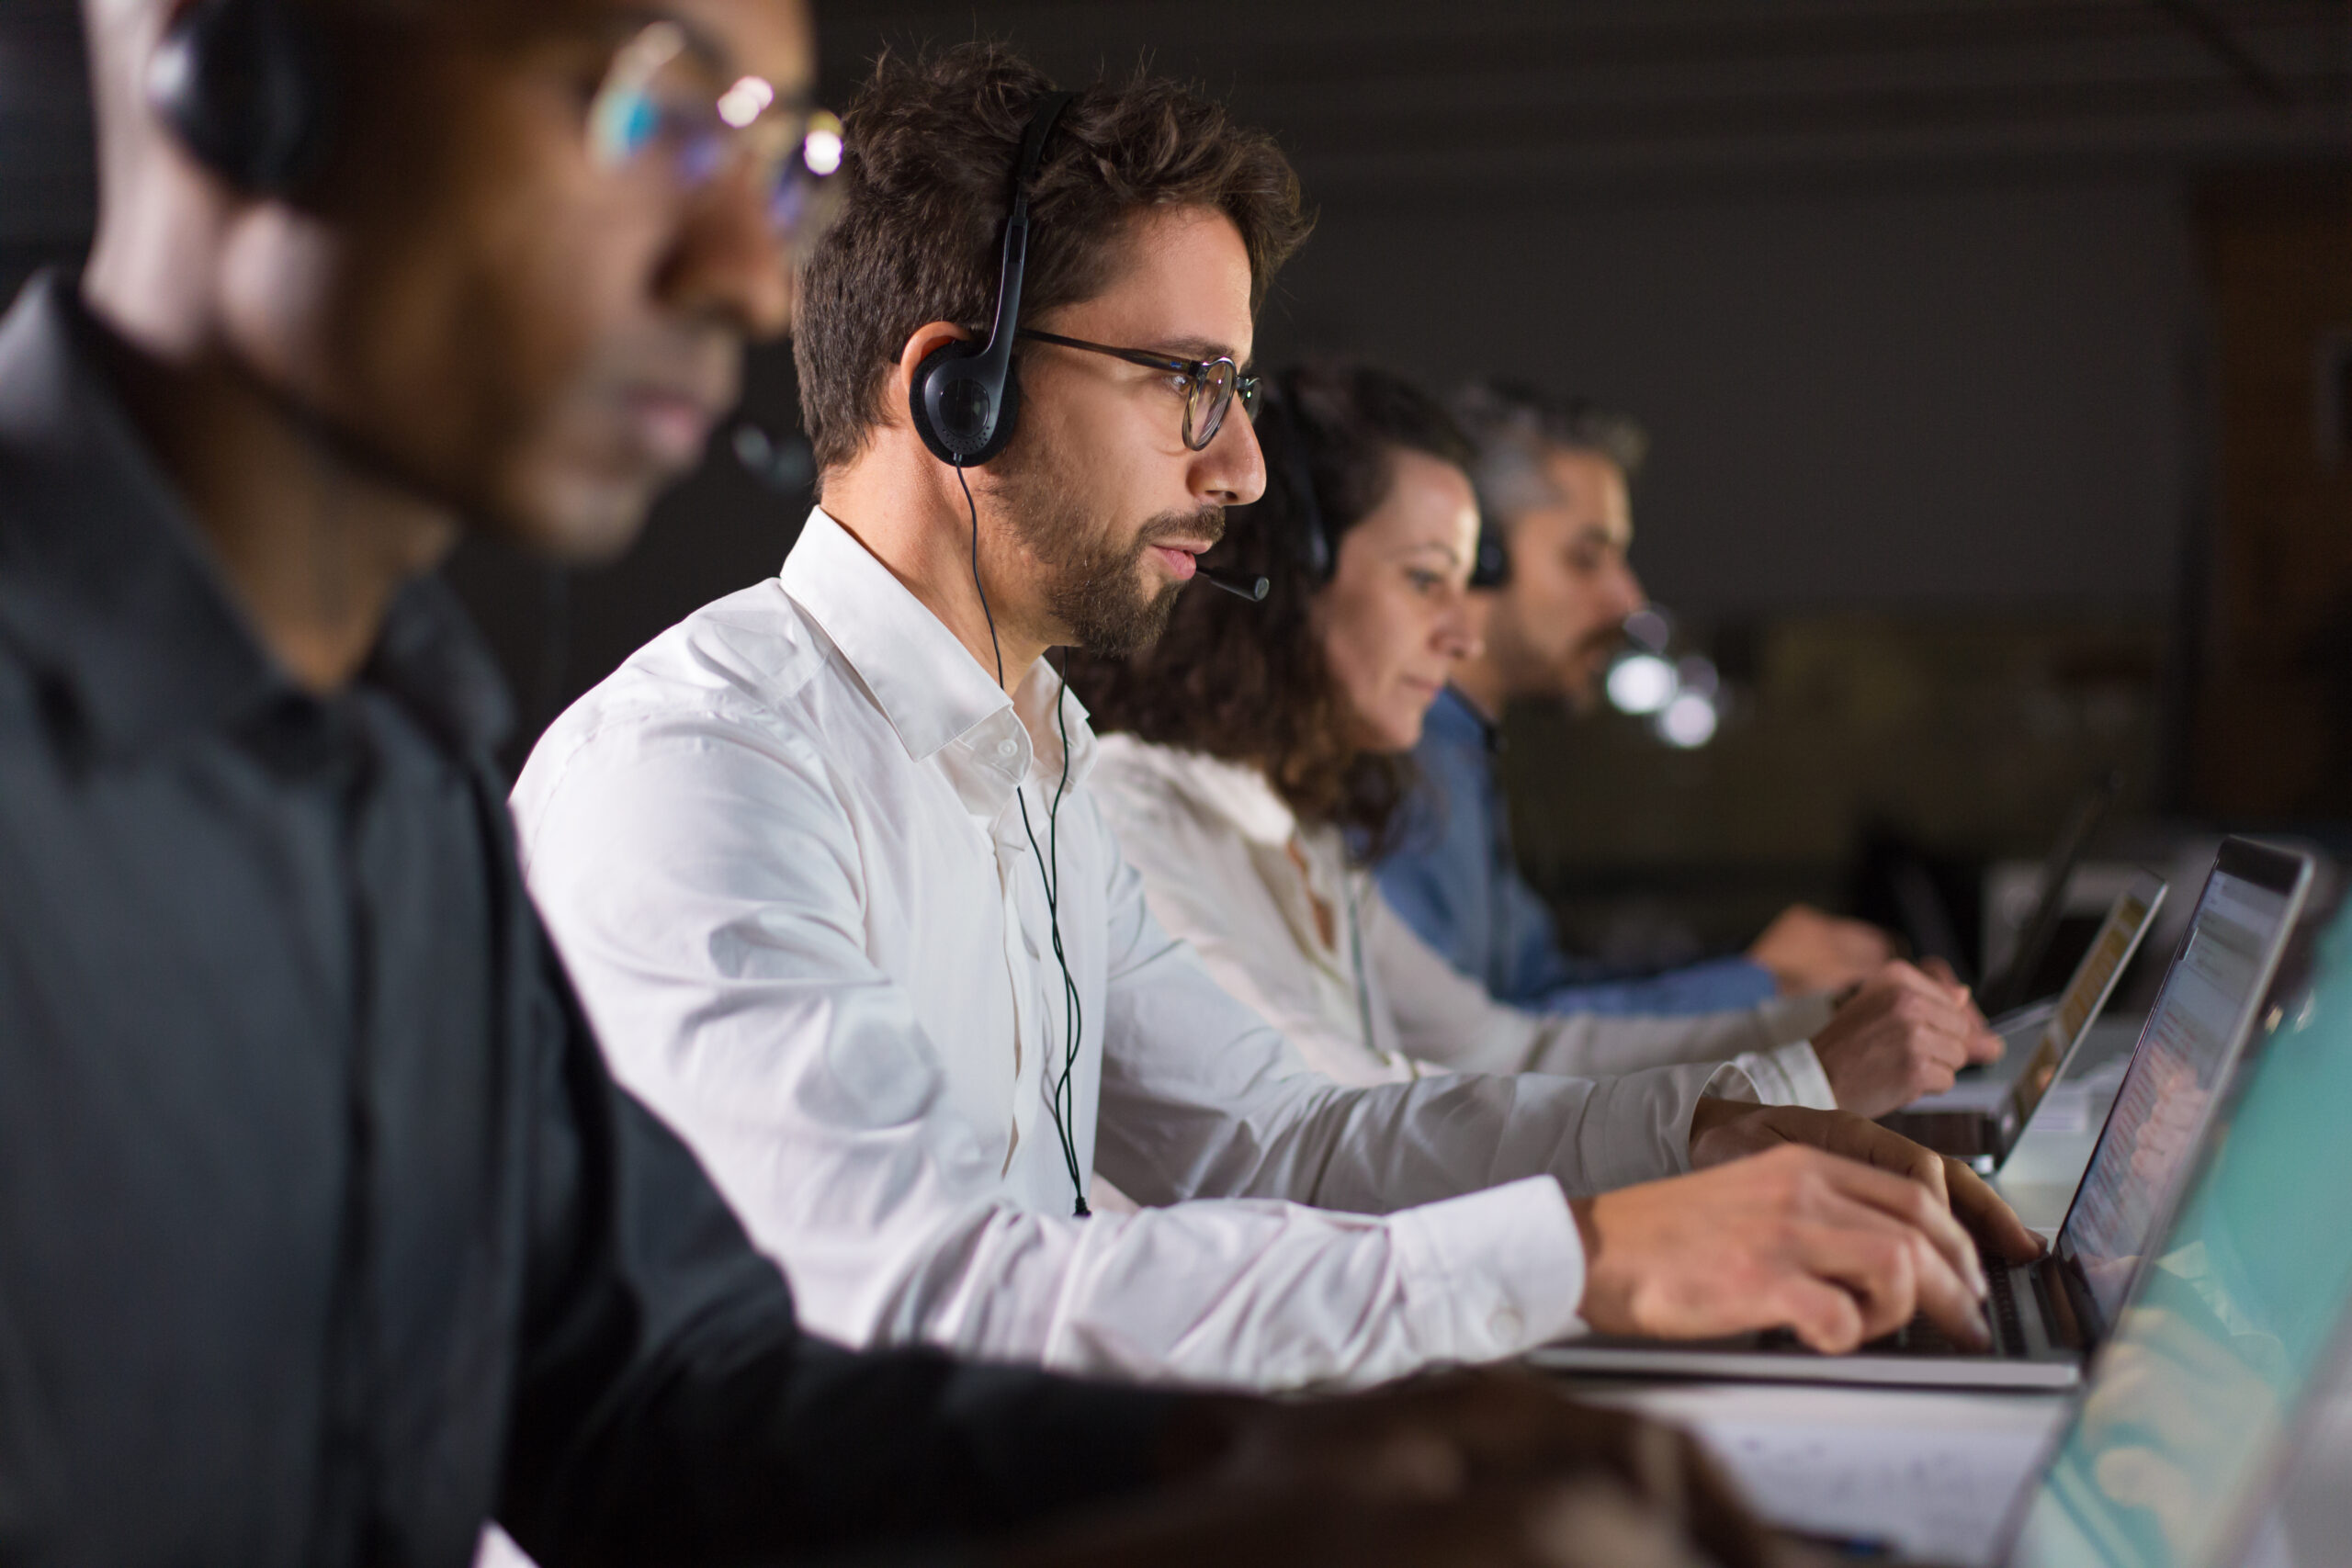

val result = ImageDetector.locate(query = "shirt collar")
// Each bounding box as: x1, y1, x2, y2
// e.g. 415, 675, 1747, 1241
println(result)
780, 505, 1097, 816
1427, 683, 1502, 755
0, 273, 512, 761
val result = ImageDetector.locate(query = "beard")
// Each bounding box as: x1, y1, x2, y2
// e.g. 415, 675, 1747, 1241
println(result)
988, 457, 1227, 659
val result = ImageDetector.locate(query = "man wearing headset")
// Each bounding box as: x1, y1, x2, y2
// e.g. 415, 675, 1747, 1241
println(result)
514, 40, 2040, 1399
0, 1, 1806, 1564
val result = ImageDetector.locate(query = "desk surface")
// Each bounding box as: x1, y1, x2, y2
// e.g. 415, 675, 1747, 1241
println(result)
1541, 1012, 2146, 1566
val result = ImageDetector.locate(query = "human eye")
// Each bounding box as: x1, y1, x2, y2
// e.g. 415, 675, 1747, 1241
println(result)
1406, 568, 1445, 593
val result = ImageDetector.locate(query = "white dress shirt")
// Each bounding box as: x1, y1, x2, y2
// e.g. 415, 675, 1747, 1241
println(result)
513, 507, 1786, 1390
1086, 736, 1839, 1100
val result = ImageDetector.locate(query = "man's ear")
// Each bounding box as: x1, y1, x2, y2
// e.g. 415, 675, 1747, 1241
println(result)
893, 321, 975, 400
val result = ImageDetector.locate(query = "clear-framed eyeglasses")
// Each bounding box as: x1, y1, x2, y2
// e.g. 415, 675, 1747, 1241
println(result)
1018, 329, 1261, 452
585, 22, 844, 264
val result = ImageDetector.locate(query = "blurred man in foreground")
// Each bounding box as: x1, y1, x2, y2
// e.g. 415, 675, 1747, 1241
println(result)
0, 1, 1785, 1563
1377, 380, 1907, 1014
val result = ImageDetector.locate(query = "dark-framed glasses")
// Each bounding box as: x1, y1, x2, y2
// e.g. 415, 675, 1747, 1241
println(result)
1018, 329, 1260, 452
586, 22, 844, 260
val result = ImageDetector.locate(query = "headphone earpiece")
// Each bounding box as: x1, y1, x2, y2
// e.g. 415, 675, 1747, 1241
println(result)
148, 0, 334, 197
906, 91, 1073, 470
1469, 513, 1511, 590
910, 339, 1024, 467
1258, 373, 1336, 587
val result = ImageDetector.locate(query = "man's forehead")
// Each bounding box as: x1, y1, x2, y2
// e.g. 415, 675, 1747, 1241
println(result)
1046, 206, 1257, 364
1539, 447, 1631, 528
465, 0, 812, 83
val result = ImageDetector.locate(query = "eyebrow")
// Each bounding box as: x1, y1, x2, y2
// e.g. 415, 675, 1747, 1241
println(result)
1397, 539, 1465, 567
1152, 335, 1245, 366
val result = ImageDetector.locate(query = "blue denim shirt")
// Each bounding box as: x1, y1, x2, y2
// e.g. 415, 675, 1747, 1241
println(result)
1375, 687, 1777, 1016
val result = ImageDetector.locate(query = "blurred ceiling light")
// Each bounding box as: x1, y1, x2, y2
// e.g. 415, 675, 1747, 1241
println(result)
1674, 655, 1719, 701
803, 113, 845, 176
717, 76, 775, 129
1607, 652, 1679, 716
1623, 606, 1672, 653
1657, 691, 1720, 749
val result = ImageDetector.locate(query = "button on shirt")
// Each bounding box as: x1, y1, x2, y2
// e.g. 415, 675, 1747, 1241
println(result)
514, 508, 1770, 1391
0, 276, 1177, 1568
1378, 687, 1781, 1015
1088, 735, 1837, 1102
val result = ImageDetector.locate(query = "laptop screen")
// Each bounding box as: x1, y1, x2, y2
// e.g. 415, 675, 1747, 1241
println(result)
2008, 898, 2352, 1568
2056, 859, 2297, 1325
2000, 876, 2164, 1132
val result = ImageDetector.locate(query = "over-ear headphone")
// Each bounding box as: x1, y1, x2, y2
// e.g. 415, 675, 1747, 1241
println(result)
1257, 371, 1337, 586
907, 92, 1075, 468
148, 0, 335, 197
1469, 512, 1511, 590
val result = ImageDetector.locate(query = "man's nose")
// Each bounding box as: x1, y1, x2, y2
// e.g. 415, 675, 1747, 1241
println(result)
1611, 561, 1647, 623
659, 163, 797, 341
1195, 403, 1267, 506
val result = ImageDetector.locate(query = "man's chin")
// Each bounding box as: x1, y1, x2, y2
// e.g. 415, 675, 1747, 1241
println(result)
487, 467, 666, 566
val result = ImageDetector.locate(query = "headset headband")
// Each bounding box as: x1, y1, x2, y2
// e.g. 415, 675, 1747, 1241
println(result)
908, 90, 1076, 466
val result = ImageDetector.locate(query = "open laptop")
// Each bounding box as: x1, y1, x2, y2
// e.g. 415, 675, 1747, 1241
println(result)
1976, 770, 2124, 1020
1880, 871, 2165, 1173
1532, 837, 2312, 1391
1984, 886, 2352, 1568
1683, 892, 2352, 1566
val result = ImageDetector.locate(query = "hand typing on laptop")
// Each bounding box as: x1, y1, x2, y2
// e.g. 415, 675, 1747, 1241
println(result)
1566, 1102, 2043, 1356
1810, 960, 2007, 1116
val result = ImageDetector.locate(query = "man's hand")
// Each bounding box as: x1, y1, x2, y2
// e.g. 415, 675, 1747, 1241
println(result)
1748, 903, 1894, 995
1573, 1141, 1992, 1355
1689, 1101, 2045, 1267
1810, 960, 2004, 1116
1072, 1367, 1781, 1568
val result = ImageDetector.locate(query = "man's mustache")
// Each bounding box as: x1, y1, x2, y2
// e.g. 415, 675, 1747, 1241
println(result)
1133, 506, 1229, 553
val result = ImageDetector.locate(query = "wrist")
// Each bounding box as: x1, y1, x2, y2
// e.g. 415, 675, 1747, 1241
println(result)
1685, 1094, 1749, 1163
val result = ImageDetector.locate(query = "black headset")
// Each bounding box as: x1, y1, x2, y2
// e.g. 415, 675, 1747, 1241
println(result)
906, 93, 1073, 467
1469, 512, 1511, 590
148, 0, 335, 196
1256, 372, 1336, 585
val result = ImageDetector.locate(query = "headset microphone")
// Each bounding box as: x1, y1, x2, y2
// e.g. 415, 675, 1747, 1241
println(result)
1197, 566, 1270, 602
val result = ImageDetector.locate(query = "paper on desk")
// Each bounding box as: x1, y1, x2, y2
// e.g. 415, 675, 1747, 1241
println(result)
1585, 1383, 2066, 1568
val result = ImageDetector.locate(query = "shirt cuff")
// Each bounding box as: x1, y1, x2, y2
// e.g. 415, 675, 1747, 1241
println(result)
1387, 1177, 1588, 1356
1706, 1041, 1837, 1111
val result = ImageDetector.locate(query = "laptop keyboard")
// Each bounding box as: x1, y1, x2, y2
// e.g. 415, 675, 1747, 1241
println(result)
1755, 1247, 2027, 1357
1878, 1249, 2026, 1356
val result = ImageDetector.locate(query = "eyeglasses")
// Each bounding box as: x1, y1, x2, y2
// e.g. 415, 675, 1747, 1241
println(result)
1017, 329, 1261, 452
586, 22, 844, 263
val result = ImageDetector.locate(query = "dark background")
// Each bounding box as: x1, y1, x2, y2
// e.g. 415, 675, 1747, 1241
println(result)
8, 0, 2351, 976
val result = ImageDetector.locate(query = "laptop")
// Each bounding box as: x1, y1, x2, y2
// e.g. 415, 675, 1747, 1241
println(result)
1532, 837, 2312, 1391
1880, 871, 2165, 1173
1976, 770, 2124, 1019
1985, 887, 2352, 1568
1699, 893, 2351, 1566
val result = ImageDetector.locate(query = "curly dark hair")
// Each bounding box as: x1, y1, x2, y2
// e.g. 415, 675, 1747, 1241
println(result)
1068, 361, 1473, 854
795, 41, 1313, 475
